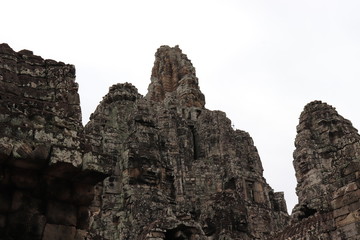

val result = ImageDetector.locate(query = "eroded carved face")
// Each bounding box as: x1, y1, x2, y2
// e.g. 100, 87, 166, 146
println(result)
295, 111, 345, 181
294, 102, 354, 213
298, 154, 310, 175
128, 157, 163, 186
128, 165, 162, 186
294, 149, 316, 179
293, 101, 360, 220
316, 117, 345, 143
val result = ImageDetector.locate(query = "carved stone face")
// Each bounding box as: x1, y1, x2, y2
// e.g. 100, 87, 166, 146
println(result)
128, 157, 162, 186
293, 101, 359, 213
316, 117, 344, 144
297, 152, 312, 175
294, 147, 316, 184
146, 46, 205, 108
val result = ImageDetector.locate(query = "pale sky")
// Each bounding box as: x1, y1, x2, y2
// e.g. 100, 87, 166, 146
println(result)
2, 0, 360, 213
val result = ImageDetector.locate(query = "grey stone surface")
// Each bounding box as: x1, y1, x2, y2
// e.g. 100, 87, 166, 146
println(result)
270, 101, 360, 239
1, 43, 359, 239
84, 46, 288, 239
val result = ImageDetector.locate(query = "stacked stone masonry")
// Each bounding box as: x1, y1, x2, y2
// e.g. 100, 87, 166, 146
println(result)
0, 43, 107, 240
0, 43, 359, 239
269, 101, 360, 239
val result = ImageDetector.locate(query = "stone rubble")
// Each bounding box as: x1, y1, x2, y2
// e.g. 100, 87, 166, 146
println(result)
0, 43, 359, 239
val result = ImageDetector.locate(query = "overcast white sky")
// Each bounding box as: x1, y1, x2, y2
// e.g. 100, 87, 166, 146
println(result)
2, 0, 360, 213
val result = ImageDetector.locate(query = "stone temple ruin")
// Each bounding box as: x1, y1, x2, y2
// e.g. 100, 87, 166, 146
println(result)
0, 43, 359, 239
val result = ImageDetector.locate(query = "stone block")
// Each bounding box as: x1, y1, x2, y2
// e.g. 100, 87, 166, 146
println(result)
331, 184, 359, 209
46, 178, 72, 202
13, 144, 50, 168
337, 209, 360, 227
42, 223, 76, 240
343, 189, 360, 206
7, 210, 46, 238
45, 162, 80, 179
28, 213, 47, 238
49, 147, 82, 168
82, 152, 113, 175
46, 200, 77, 226
31, 145, 51, 162
342, 162, 360, 176
74, 229, 88, 240
339, 222, 360, 238
11, 167, 39, 190
77, 206, 90, 230
349, 200, 360, 211
72, 183, 94, 205
253, 182, 265, 203
334, 206, 349, 219
12, 142, 32, 159
331, 196, 345, 210
344, 182, 358, 192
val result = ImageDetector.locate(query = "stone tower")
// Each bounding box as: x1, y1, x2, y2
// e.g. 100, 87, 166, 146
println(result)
84, 45, 289, 239
270, 101, 360, 239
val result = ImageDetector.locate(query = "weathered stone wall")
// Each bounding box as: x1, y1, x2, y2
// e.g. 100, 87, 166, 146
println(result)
0, 43, 106, 240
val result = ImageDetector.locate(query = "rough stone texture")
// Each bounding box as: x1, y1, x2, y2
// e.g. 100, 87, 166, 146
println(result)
1, 43, 360, 240
84, 46, 289, 239
269, 101, 360, 239
146, 45, 205, 108
0, 43, 106, 240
